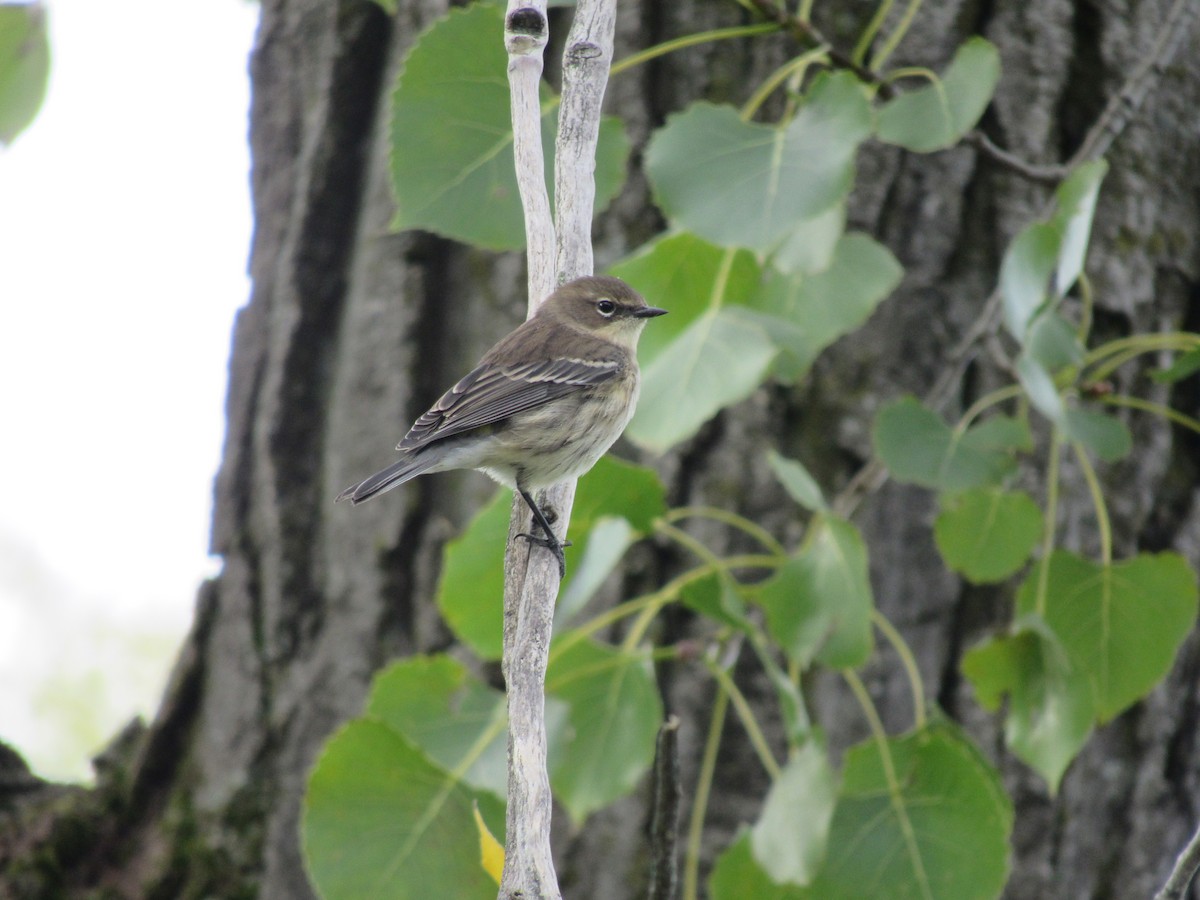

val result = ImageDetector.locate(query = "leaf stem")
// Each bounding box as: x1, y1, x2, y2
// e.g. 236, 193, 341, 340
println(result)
842, 668, 934, 900
1099, 394, 1200, 436
1083, 333, 1200, 380
741, 46, 829, 121
665, 506, 788, 557
870, 0, 924, 71
619, 540, 779, 653
852, 0, 893, 65
706, 657, 783, 779
871, 610, 926, 729
954, 384, 1025, 434
1036, 429, 1064, 617
1071, 441, 1113, 566
610, 23, 779, 78
682, 688, 728, 900
1077, 272, 1094, 342
883, 65, 938, 85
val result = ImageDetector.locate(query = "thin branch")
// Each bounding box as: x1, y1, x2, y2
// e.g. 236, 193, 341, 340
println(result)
742, 0, 895, 98
1067, 0, 1196, 169
555, 0, 618, 281
965, 130, 1067, 183
500, 3, 618, 899
500, 4, 560, 899
1155, 818, 1200, 900
646, 716, 682, 900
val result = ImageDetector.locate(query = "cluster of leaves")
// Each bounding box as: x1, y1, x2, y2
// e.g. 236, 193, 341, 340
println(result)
303, 2, 1200, 898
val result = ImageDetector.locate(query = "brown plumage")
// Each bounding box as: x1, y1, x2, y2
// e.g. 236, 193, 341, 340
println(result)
337, 275, 666, 577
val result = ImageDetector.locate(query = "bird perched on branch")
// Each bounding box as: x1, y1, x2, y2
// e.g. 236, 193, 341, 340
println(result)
337, 275, 667, 578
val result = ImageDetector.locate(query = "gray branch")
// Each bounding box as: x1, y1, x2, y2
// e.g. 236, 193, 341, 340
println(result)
499, 2, 616, 898
500, 5, 561, 899
1155, 818, 1200, 900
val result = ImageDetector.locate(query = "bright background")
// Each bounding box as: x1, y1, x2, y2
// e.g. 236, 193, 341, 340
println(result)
0, 0, 260, 780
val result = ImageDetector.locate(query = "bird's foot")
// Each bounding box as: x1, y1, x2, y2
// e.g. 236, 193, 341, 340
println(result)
517, 531, 571, 579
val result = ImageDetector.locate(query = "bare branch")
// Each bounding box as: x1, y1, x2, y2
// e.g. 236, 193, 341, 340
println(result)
1067, 0, 1196, 168
501, 5, 561, 899
500, 2, 617, 898
646, 716, 682, 900
1155, 818, 1200, 900
555, 0, 617, 280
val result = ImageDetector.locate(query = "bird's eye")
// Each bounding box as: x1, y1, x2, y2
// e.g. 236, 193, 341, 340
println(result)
596, 298, 617, 317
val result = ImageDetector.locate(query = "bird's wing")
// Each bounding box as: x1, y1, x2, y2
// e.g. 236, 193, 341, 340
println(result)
398, 356, 623, 451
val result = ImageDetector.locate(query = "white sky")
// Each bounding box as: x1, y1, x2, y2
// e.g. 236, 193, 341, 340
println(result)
0, 0, 260, 779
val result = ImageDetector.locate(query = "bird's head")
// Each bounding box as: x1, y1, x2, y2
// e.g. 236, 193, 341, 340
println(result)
541, 275, 667, 350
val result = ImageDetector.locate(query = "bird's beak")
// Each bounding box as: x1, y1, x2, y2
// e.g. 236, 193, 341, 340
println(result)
634, 306, 668, 318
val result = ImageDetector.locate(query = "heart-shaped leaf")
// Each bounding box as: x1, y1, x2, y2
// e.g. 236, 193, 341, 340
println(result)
755, 516, 873, 669
389, 2, 628, 249
646, 72, 871, 251
1016, 551, 1198, 720
876, 37, 1001, 153
934, 488, 1043, 583
873, 397, 1031, 492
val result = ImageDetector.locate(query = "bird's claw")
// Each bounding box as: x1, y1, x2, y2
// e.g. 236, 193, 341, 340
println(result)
517, 531, 570, 579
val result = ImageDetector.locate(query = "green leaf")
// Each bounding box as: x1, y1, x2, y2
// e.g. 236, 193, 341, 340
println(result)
1063, 408, 1132, 462
770, 205, 847, 275
1053, 160, 1108, 296
546, 638, 663, 824
1025, 310, 1084, 371
747, 233, 903, 381
436, 490, 511, 660
645, 72, 871, 251
1016, 352, 1065, 422
962, 621, 1093, 791
608, 231, 762, 365
1016, 551, 1198, 720
804, 721, 1013, 900
999, 161, 1108, 340
680, 571, 751, 631
750, 741, 838, 885
756, 516, 873, 669
873, 397, 1030, 492
365, 655, 510, 798
627, 308, 777, 453
1000, 222, 1059, 340
571, 455, 667, 536
767, 450, 829, 513
1151, 347, 1200, 384
556, 516, 635, 625
0, 2, 50, 146
934, 488, 1043, 583
710, 831, 807, 900
303, 720, 503, 900
389, 2, 628, 249
876, 37, 1001, 152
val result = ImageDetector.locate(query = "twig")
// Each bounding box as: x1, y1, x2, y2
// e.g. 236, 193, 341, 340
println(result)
742, 0, 895, 99
646, 716, 682, 900
554, 0, 617, 281
500, 4, 560, 899
500, 2, 618, 898
1155, 818, 1200, 900
965, 130, 1067, 183
1066, 0, 1195, 169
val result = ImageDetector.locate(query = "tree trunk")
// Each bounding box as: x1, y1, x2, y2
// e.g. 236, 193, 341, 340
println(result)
3, 1, 1199, 898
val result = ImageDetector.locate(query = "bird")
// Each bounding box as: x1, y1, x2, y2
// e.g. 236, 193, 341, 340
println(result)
337, 275, 667, 578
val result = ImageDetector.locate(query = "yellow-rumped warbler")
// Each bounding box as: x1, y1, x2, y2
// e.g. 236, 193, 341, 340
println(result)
337, 275, 666, 577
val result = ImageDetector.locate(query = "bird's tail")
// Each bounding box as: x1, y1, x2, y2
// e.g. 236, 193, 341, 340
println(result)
335, 452, 438, 505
